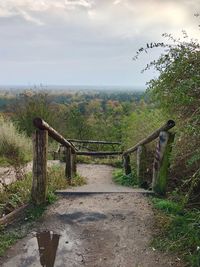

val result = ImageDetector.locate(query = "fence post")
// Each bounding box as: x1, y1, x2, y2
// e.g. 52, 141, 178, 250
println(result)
152, 131, 175, 195
123, 154, 131, 175
65, 147, 72, 184
72, 152, 77, 177
31, 130, 48, 205
136, 145, 147, 187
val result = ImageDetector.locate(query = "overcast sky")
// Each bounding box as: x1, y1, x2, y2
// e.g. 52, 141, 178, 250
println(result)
0, 0, 199, 88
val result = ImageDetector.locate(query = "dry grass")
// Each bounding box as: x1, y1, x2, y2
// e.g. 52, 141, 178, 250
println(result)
0, 116, 32, 166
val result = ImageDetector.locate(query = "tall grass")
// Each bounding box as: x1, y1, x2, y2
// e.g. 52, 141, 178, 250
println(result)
152, 197, 200, 267
0, 116, 32, 166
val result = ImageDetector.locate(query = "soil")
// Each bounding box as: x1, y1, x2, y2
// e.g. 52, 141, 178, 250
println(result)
0, 164, 182, 267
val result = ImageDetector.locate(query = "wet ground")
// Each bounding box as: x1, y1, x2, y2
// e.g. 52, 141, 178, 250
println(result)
0, 164, 182, 267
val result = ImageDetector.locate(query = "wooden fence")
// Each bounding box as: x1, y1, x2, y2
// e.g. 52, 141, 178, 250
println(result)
31, 117, 175, 205
123, 120, 175, 195
31, 117, 122, 204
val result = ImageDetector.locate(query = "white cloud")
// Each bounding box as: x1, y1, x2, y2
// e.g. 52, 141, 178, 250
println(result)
0, 0, 199, 85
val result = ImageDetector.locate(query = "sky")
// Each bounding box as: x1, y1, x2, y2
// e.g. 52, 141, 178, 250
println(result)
0, 0, 199, 88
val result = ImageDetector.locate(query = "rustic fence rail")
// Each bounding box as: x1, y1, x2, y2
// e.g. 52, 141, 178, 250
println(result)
32, 117, 122, 204
32, 118, 77, 204
123, 120, 175, 195
31, 117, 175, 204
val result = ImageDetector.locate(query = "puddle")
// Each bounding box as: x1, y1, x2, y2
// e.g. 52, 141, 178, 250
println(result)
36, 231, 60, 267
2, 230, 81, 267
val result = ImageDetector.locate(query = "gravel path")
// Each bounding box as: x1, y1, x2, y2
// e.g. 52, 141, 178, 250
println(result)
1, 164, 181, 267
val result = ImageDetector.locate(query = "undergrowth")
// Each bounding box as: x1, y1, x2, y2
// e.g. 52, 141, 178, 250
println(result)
112, 169, 138, 187
0, 165, 86, 218
152, 197, 200, 267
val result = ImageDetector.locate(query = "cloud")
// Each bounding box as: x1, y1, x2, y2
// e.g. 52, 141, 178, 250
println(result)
0, 0, 199, 86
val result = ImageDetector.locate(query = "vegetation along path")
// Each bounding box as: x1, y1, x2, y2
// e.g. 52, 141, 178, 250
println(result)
1, 164, 181, 267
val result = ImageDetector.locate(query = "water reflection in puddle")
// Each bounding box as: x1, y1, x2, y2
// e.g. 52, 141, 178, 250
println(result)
36, 231, 60, 267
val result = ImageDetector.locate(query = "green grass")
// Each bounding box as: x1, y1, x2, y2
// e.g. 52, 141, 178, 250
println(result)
0, 229, 24, 256
112, 169, 138, 187
0, 157, 10, 167
152, 197, 200, 267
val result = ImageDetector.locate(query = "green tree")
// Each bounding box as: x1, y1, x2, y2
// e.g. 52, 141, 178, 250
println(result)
12, 91, 56, 136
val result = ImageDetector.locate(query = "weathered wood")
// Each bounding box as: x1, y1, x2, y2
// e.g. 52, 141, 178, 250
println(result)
65, 147, 72, 184
68, 139, 121, 145
152, 131, 175, 195
33, 117, 76, 153
123, 120, 175, 156
31, 130, 48, 205
0, 204, 29, 226
136, 145, 147, 186
76, 151, 123, 156
123, 154, 131, 175
72, 152, 77, 176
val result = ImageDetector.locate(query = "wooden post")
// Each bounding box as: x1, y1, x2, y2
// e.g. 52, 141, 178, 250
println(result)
152, 131, 175, 195
72, 152, 77, 177
31, 130, 48, 205
123, 154, 131, 175
136, 145, 147, 187
65, 147, 72, 184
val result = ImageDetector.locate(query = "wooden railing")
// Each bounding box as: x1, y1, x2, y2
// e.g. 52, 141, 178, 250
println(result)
31, 117, 175, 204
31, 117, 122, 204
123, 120, 175, 195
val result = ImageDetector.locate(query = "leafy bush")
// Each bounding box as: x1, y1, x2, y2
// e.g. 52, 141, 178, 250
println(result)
134, 25, 200, 201
0, 116, 32, 166
113, 169, 138, 187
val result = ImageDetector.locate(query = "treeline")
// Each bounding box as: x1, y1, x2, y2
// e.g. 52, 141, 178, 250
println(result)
0, 90, 147, 147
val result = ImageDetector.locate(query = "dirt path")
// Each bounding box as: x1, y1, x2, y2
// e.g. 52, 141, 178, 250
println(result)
58, 164, 151, 193
1, 164, 180, 267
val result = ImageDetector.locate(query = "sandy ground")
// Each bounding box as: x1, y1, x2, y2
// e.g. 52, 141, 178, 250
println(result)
0, 164, 182, 267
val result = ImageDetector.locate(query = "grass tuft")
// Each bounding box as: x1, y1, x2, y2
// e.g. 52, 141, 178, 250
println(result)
112, 169, 138, 187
